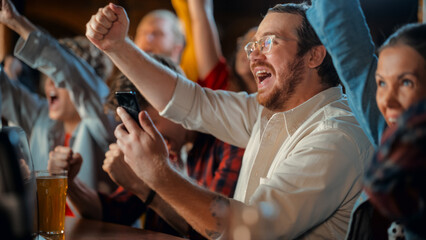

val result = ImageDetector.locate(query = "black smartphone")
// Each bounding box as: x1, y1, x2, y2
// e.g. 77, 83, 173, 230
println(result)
115, 91, 141, 126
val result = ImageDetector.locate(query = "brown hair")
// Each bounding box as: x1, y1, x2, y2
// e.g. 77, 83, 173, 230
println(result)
268, 2, 340, 88
379, 23, 426, 62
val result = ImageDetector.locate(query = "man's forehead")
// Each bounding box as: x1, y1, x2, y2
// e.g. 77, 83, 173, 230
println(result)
254, 12, 301, 40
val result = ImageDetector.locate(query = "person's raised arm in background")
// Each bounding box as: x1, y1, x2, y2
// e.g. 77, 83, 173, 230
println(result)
170, 0, 198, 82
188, 0, 222, 80
186, 0, 256, 92
1, 0, 115, 191
307, 0, 385, 147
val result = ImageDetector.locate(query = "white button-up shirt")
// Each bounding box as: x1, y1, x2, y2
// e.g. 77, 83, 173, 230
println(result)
161, 76, 373, 239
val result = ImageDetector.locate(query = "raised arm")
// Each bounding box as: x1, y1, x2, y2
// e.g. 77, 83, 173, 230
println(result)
1, 0, 114, 146
0, 0, 46, 131
307, 0, 386, 147
0, 0, 36, 40
171, 0, 199, 82
187, 0, 223, 79
86, 3, 177, 112
13, 32, 114, 146
86, 4, 256, 146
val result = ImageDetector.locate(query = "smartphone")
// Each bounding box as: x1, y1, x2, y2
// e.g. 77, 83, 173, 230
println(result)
115, 91, 141, 126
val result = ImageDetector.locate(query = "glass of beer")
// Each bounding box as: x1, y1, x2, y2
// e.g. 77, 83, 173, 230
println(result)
36, 170, 68, 235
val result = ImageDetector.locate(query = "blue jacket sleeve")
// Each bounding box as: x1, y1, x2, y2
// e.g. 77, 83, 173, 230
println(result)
307, 0, 386, 148
0, 63, 47, 134
14, 31, 115, 149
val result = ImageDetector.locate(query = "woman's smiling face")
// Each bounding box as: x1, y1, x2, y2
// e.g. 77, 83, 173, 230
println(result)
376, 44, 426, 127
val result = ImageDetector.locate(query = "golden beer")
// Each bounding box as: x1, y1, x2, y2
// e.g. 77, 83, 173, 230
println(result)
36, 171, 68, 235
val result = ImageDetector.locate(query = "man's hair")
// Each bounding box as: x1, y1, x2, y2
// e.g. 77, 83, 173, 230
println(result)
142, 10, 185, 47
268, 2, 339, 88
379, 23, 426, 62
104, 54, 184, 113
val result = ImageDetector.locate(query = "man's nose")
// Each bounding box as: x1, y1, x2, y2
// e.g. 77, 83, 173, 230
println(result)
248, 47, 266, 63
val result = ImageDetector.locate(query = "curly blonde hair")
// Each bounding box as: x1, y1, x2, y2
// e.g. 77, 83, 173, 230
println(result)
59, 36, 113, 80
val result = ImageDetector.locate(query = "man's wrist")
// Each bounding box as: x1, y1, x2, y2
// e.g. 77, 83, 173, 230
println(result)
9, 15, 36, 40
104, 36, 132, 55
149, 158, 173, 190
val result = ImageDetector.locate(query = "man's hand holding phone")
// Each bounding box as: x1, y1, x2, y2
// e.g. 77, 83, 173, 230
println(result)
115, 91, 141, 127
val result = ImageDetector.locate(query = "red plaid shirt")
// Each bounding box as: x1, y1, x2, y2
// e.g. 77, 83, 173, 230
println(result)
186, 133, 243, 197
198, 58, 229, 91
98, 133, 244, 238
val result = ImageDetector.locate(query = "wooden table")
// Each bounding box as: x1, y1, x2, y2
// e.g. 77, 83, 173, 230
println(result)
36, 217, 186, 240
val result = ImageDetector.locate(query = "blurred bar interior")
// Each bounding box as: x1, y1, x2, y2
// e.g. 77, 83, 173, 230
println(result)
0, 0, 424, 62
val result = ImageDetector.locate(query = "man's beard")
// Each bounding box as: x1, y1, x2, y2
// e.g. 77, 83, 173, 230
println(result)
257, 57, 305, 112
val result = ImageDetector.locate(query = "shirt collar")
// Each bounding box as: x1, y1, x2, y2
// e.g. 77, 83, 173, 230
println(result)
261, 85, 344, 136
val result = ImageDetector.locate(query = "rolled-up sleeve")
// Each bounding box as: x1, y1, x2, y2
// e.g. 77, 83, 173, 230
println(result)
160, 74, 259, 148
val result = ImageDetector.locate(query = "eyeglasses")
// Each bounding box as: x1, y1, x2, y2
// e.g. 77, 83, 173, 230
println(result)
244, 35, 276, 59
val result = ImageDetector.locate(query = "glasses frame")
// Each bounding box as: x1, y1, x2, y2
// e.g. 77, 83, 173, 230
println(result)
244, 35, 277, 60
244, 34, 298, 60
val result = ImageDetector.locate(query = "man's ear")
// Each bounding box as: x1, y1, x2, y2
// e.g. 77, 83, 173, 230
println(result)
307, 45, 327, 69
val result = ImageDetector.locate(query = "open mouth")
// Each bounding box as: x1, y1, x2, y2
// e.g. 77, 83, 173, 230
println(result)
48, 91, 59, 106
256, 70, 272, 84
387, 117, 398, 126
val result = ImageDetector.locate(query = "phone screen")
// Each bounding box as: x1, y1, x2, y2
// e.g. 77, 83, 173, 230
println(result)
115, 91, 141, 126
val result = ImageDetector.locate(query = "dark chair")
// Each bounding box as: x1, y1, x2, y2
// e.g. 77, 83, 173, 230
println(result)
0, 126, 37, 239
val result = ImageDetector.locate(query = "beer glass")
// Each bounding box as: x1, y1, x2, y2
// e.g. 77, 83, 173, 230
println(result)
35, 170, 68, 235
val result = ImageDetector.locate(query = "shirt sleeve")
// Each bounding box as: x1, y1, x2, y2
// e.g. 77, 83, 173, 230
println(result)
0, 63, 46, 134
307, 0, 386, 148
198, 57, 229, 90
98, 187, 146, 226
172, 0, 199, 82
14, 31, 115, 148
160, 75, 259, 148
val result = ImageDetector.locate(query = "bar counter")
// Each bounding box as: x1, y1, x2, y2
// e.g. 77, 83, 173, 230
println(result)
36, 217, 186, 240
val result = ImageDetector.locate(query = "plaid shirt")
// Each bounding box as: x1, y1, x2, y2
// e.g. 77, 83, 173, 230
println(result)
99, 132, 244, 238
187, 133, 243, 197
364, 100, 426, 239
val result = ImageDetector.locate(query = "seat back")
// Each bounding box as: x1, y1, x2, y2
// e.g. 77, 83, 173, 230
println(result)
0, 126, 37, 239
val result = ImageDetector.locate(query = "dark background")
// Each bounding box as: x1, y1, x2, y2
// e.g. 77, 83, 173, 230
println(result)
6, 0, 420, 60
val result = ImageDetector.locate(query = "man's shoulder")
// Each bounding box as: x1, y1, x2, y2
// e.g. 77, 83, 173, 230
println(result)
320, 97, 368, 132
305, 96, 373, 150
325, 97, 364, 126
